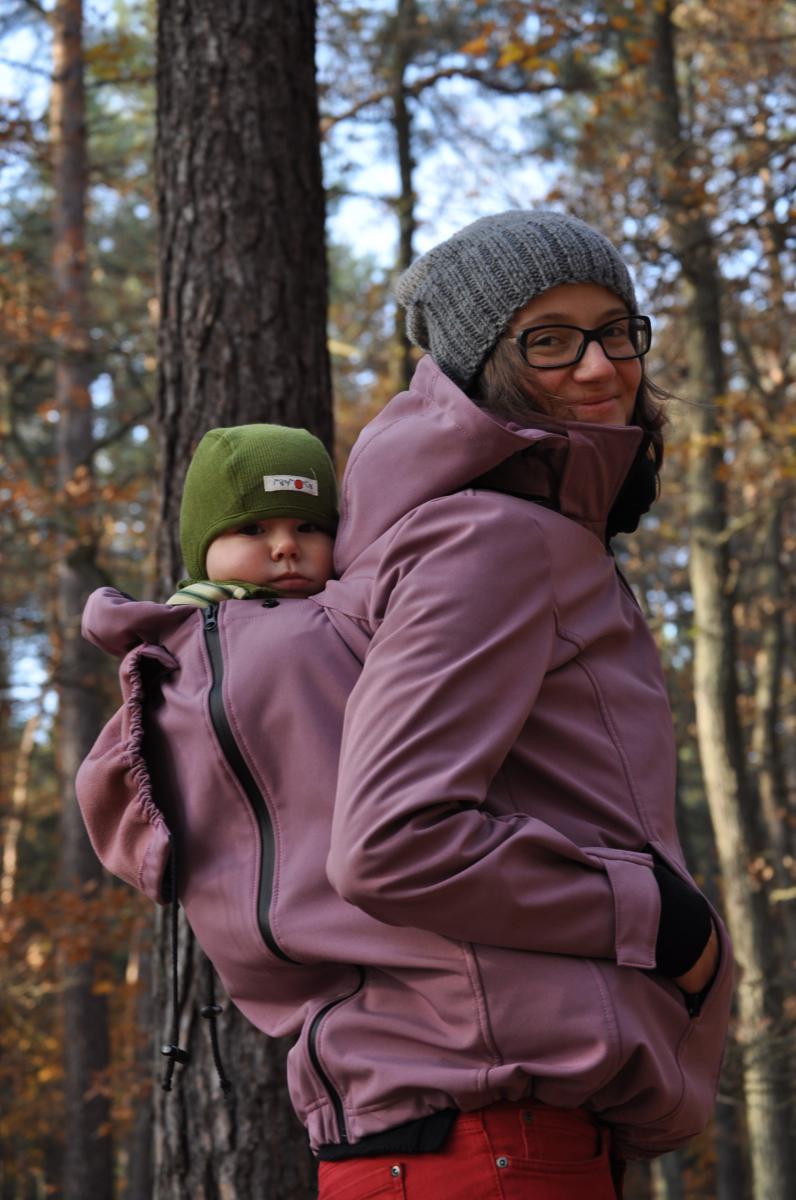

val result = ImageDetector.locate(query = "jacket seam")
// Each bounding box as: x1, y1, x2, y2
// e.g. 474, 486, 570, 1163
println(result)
574, 657, 654, 841
302, 1096, 328, 1116
317, 598, 375, 627
461, 943, 503, 1070
584, 960, 624, 1091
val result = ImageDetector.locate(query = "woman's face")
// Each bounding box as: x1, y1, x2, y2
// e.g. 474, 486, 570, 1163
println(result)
508, 283, 643, 426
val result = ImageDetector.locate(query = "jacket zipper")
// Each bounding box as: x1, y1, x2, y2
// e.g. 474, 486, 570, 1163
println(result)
307, 968, 366, 1144
614, 564, 643, 612
202, 604, 297, 965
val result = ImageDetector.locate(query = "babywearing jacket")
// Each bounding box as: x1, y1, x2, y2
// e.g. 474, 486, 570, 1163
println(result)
76, 355, 733, 1160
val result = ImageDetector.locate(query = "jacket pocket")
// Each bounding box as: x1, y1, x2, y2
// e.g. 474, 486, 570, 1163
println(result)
287, 970, 366, 1146
590, 913, 734, 1157
472, 944, 622, 1100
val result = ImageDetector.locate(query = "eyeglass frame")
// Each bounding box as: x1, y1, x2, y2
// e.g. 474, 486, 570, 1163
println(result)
505, 314, 652, 370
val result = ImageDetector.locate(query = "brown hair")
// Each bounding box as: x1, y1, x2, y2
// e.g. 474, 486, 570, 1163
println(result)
469, 337, 667, 474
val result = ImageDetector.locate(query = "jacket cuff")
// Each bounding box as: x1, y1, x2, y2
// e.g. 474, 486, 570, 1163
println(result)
589, 850, 659, 968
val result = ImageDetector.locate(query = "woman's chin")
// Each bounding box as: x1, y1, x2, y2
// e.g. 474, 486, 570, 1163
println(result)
567, 398, 629, 426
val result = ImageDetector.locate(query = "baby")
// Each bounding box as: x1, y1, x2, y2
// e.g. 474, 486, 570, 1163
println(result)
167, 422, 337, 607
76, 422, 343, 1091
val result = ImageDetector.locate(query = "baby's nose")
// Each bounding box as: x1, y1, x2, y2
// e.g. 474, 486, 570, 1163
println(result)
271, 535, 298, 559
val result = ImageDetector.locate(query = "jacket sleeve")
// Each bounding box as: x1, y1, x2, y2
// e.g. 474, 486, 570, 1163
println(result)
76, 641, 178, 903
327, 491, 660, 968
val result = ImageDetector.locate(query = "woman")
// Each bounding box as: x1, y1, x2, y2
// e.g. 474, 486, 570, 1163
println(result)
77, 210, 731, 1199
314, 210, 731, 1198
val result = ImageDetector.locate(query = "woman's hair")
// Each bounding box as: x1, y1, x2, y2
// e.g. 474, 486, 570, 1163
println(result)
469, 336, 667, 474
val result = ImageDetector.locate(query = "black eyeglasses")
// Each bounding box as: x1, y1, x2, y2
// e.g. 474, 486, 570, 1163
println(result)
507, 315, 652, 370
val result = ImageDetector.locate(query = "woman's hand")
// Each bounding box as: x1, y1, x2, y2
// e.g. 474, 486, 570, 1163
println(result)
673, 921, 719, 994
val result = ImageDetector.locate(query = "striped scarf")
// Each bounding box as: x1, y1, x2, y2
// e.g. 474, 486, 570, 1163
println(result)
165, 580, 280, 609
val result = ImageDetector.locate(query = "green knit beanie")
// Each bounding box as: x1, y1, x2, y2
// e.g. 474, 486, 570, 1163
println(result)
179, 424, 338, 581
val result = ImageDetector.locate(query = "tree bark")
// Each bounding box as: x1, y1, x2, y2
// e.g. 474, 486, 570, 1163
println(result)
647, 6, 794, 1197
153, 2, 329, 1195
51, 2, 114, 1197
155, 0, 332, 594
151, 918, 315, 1199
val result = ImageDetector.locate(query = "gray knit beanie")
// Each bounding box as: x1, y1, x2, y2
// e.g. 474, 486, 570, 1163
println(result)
395, 210, 638, 390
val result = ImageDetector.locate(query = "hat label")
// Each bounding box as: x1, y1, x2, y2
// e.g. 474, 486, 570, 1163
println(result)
263, 474, 318, 496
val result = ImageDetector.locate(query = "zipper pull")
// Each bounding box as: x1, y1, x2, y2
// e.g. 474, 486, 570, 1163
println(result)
203, 603, 218, 631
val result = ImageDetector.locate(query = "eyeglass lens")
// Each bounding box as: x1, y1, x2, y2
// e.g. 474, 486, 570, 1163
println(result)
522, 317, 650, 368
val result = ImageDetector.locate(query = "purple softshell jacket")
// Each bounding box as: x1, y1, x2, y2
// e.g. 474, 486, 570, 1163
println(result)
77, 355, 732, 1159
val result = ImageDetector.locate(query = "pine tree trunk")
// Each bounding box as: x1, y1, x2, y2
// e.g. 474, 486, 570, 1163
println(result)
155, 0, 332, 594
153, 2, 329, 1195
51, 2, 114, 1196
152, 917, 315, 1199
647, 6, 794, 1197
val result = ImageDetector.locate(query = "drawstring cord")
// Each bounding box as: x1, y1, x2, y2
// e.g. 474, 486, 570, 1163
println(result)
161, 842, 189, 1091
201, 957, 232, 1095
160, 837, 232, 1095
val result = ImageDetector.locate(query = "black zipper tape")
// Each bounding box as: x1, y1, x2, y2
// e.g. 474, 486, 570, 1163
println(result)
307, 969, 366, 1144
202, 604, 297, 965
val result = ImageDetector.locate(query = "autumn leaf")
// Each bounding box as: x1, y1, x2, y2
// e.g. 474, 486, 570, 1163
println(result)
460, 35, 489, 56
496, 42, 526, 68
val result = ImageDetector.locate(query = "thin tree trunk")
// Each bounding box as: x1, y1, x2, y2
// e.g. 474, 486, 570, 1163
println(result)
647, 6, 794, 1197
51, 2, 114, 1197
124, 926, 154, 1200
751, 503, 796, 972
391, 0, 418, 392
713, 1087, 746, 1200
651, 1151, 685, 1200
153, 2, 329, 1194
0, 712, 39, 908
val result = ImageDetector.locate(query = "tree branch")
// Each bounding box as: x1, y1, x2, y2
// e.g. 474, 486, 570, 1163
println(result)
322, 63, 585, 132
87, 405, 153, 462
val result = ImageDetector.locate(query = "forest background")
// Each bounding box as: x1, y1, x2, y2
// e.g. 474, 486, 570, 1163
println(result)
0, 1, 794, 1199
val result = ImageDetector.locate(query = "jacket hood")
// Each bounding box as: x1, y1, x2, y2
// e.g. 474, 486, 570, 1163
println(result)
335, 356, 646, 573
82, 588, 195, 658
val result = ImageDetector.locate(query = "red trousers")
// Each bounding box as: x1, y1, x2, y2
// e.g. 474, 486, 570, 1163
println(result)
317, 1100, 624, 1200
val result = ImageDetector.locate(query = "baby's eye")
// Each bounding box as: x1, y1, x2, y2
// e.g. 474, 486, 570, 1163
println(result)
297, 522, 322, 534
236, 524, 263, 537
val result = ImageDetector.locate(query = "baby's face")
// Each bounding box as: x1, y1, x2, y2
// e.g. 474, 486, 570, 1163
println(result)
205, 518, 334, 597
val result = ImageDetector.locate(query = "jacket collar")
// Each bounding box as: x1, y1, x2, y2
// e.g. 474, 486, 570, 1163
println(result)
336, 356, 648, 571
472, 414, 646, 544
